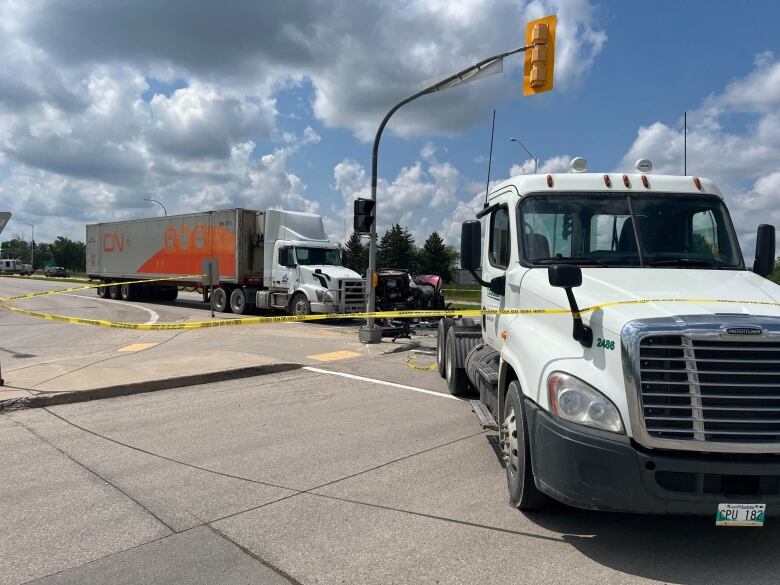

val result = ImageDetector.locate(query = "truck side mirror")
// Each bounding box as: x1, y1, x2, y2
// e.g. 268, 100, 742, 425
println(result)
548, 264, 593, 348
460, 221, 481, 270
461, 220, 492, 289
753, 224, 775, 278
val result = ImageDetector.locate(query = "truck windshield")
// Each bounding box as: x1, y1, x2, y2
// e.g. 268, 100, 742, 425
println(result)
294, 247, 342, 266
519, 193, 743, 268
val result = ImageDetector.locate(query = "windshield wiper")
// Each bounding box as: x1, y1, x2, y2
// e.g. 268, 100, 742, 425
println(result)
534, 256, 609, 267
648, 258, 723, 269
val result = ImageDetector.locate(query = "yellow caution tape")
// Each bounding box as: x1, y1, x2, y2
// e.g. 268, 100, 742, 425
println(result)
405, 355, 438, 372
2, 274, 780, 330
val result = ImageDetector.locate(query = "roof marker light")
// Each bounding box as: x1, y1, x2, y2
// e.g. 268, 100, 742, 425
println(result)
641, 175, 649, 188
547, 174, 554, 188
622, 175, 630, 188
694, 177, 702, 191
603, 174, 612, 188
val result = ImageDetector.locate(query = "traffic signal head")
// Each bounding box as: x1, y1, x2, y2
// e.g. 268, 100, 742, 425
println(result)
353, 197, 375, 234
523, 15, 556, 96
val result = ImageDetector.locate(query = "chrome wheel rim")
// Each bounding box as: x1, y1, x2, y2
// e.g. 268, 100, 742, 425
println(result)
505, 407, 519, 474
294, 299, 307, 316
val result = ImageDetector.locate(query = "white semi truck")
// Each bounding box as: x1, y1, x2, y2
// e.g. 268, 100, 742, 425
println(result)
86, 209, 365, 316
439, 158, 780, 522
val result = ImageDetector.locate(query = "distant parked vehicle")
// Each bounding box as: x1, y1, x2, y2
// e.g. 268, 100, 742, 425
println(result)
0, 259, 32, 276
45, 266, 69, 277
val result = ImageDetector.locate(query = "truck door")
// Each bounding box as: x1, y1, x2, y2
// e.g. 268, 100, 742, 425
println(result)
482, 203, 512, 347
272, 243, 294, 289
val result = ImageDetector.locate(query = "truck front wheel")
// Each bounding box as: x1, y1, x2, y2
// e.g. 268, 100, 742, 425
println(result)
504, 382, 547, 510
290, 292, 311, 317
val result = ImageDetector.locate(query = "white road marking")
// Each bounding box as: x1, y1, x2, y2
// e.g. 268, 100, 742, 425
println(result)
411, 349, 436, 355
61, 293, 159, 325
303, 366, 460, 401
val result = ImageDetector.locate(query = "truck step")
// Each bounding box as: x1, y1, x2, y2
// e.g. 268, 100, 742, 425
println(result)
470, 400, 498, 431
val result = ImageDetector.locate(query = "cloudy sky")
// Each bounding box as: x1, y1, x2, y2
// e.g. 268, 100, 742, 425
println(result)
0, 0, 778, 257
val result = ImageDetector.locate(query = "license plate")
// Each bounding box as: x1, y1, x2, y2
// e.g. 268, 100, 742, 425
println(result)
716, 503, 766, 526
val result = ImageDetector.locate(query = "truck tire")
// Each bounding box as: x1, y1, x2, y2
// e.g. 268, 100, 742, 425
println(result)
445, 328, 473, 396
120, 283, 137, 301
98, 282, 111, 298
230, 287, 248, 315
161, 287, 178, 301
290, 292, 311, 317
504, 381, 547, 510
437, 317, 455, 378
212, 287, 230, 313
110, 283, 122, 300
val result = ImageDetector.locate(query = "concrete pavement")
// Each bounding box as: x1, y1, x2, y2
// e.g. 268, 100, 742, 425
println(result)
3, 358, 779, 585
0, 277, 416, 407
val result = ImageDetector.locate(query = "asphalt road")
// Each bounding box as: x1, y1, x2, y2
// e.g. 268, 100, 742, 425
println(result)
3, 277, 780, 584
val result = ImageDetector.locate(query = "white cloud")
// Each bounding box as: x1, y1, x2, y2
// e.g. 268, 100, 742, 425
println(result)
618, 53, 780, 255
0, 0, 607, 244
509, 154, 572, 176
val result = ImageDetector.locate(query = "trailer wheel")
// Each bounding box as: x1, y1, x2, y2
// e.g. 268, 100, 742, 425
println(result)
161, 287, 178, 301
504, 381, 547, 510
109, 282, 122, 300
290, 292, 311, 317
212, 287, 230, 313
120, 283, 137, 301
229, 287, 248, 315
437, 317, 455, 378
98, 282, 111, 298
445, 328, 472, 396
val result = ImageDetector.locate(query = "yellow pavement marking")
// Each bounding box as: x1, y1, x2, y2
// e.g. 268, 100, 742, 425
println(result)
117, 343, 158, 352
307, 350, 362, 362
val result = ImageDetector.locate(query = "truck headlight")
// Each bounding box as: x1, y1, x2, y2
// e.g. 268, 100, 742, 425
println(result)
548, 372, 624, 434
324, 291, 334, 303
315, 289, 325, 302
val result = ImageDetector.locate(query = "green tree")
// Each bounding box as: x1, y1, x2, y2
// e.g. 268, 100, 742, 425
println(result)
0, 236, 31, 263
771, 258, 780, 285
343, 231, 368, 276
417, 231, 457, 282
377, 224, 417, 271
52, 236, 86, 272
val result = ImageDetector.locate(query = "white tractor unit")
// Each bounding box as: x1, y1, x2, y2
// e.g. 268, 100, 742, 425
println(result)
439, 158, 780, 524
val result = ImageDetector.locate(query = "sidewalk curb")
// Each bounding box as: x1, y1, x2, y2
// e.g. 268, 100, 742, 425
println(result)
0, 363, 303, 412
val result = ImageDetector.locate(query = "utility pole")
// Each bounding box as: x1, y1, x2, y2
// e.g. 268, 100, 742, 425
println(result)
20, 220, 34, 271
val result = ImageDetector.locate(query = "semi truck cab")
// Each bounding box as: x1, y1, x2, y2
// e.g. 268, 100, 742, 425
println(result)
439, 158, 780, 520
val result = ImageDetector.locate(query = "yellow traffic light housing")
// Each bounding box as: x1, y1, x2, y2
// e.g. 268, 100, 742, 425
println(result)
523, 15, 557, 96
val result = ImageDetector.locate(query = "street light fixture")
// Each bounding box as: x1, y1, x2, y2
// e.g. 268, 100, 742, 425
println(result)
20, 220, 34, 272
144, 198, 168, 216
509, 137, 538, 174
358, 45, 535, 344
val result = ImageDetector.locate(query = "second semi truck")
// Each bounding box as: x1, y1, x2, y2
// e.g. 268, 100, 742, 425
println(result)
86, 209, 365, 316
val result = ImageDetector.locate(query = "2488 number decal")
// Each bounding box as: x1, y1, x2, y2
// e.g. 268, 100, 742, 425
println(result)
597, 338, 616, 351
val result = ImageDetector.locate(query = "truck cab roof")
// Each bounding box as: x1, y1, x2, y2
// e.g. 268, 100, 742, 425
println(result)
489, 172, 723, 200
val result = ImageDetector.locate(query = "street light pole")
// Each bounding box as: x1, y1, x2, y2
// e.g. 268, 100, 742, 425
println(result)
20, 220, 34, 272
359, 44, 532, 343
509, 137, 538, 174
144, 198, 168, 216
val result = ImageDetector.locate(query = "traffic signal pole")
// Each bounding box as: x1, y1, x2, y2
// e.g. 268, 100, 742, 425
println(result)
359, 45, 530, 343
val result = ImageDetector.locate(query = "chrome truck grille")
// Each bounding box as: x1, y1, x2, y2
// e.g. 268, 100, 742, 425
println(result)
341, 279, 365, 313
623, 316, 780, 453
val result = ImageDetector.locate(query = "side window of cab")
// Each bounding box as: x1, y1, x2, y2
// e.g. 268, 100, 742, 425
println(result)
488, 206, 511, 269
